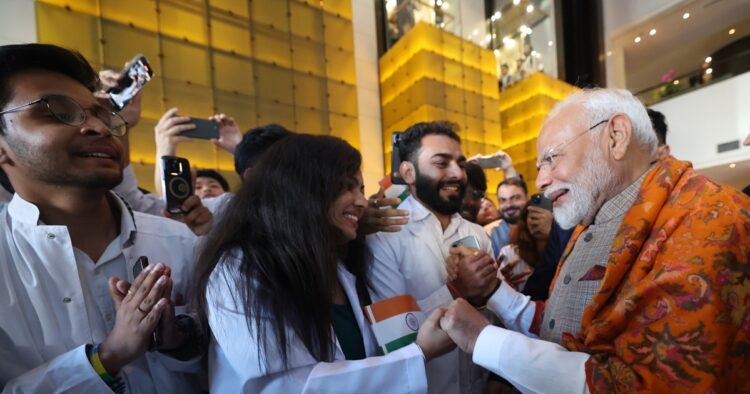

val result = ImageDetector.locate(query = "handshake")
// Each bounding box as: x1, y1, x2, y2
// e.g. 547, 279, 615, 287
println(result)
414, 247, 509, 361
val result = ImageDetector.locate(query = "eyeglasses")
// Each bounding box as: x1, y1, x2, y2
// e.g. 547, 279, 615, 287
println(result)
0, 95, 128, 137
536, 119, 609, 171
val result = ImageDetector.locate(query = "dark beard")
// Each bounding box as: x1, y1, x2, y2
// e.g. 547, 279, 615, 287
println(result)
414, 165, 465, 216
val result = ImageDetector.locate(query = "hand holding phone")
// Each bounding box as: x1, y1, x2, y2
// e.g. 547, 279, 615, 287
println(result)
180, 118, 220, 140
451, 235, 481, 250
391, 132, 407, 185
528, 193, 553, 211
106, 54, 153, 110
161, 156, 192, 214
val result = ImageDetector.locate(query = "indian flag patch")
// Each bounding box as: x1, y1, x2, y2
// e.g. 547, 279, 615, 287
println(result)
363, 294, 424, 355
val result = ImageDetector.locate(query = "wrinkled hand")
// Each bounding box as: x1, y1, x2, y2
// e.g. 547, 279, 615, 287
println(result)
97, 69, 143, 128
440, 298, 490, 354
527, 206, 553, 241
209, 113, 242, 154
155, 108, 195, 157
163, 195, 213, 236
415, 308, 455, 361
448, 246, 499, 306
359, 191, 408, 234
101, 263, 172, 375
498, 254, 532, 290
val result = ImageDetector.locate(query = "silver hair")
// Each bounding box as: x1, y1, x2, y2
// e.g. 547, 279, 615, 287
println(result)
544, 88, 658, 156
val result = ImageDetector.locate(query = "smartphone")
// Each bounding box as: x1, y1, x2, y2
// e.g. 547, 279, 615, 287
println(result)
132, 255, 149, 278
181, 118, 220, 140
391, 132, 407, 185
528, 193, 553, 211
161, 156, 192, 214
106, 54, 153, 110
475, 154, 505, 169
451, 235, 481, 250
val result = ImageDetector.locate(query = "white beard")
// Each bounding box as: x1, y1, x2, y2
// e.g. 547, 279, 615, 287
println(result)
545, 149, 614, 230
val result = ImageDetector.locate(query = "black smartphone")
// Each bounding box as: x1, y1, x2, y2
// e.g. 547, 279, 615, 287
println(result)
106, 54, 153, 110
161, 156, 192, 214
181, 118, 220, 140
132, 255, 149, 278
391, 131, 407, 185
528, 193, 553, 211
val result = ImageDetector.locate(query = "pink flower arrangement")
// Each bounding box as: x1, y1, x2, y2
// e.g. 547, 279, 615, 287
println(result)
661, 69, 676, 82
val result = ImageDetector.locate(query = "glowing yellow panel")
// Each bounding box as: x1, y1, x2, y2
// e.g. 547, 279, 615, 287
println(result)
101, 0, 158, 32
214, 91, 255, 132
327, 80, 358, 117
37, 0, 98, 15
290, 1, 324, 43
255, 62, 295, 105
159, 1, 207, 45
213, 53, 254, 95
210, 0, 249, 18
252, 0, 290, 32
325, 45, 356, 85
293, 73, 327, 110
294, 106, 328, 135
211, 17, 252, 56
134, 76, 165, 121
256, 99, 295, 129
36, 2, 101, 63
291, 38, 326, 77
128, 118, 157, 165
161, 38, 211, 86
252, 25, 292, 68
101, 21, 161, 71
322, 0, 352, 19
163, 79, 215, 118
329, 113, 360, 148
323, 14, 354, 52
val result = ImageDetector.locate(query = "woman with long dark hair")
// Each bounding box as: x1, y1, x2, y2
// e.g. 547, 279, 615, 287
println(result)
195, 134, 451, 393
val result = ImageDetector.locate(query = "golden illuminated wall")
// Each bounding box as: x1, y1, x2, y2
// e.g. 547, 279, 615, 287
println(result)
498, 72, 577, 194
35, 0, 358, 189
379, 23, 503, 196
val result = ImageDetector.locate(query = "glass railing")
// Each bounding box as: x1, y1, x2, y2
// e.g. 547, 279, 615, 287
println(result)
635, 49, 750, 106
383, 0, 461, 49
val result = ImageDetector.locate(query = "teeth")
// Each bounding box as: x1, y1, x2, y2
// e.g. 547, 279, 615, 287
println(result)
87, 153, 112, 158
344, 214, 358, 222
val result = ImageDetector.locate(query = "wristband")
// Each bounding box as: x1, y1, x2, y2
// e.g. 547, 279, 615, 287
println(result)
87, 344, 115, 384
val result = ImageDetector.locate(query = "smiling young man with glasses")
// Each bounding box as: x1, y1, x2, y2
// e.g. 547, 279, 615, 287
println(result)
0, 44, 205, 392
434, 88, 750, 392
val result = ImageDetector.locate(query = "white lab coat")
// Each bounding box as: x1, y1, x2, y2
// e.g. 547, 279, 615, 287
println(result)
207, 254, 428, 393
0, 194, 202, 393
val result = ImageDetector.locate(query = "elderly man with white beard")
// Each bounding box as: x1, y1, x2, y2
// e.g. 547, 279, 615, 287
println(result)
435, 88, 750, 393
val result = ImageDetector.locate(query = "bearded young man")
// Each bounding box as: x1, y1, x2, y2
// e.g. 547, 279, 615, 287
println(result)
436, 88, 750, 393
367, 121, 497, 394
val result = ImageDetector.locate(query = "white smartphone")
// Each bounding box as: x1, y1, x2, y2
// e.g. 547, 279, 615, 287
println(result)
475, 154, 505, 169
451, 235, 481, 250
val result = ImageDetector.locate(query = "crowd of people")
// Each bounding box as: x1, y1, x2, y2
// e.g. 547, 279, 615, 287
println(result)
1, 43, 749, 394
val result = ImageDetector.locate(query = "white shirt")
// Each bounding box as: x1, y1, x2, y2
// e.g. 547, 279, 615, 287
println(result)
367, 195, 493, 394
0, 193, 202, 393
207, 254, 428, 393
114, 164, 232, 216
469, 281, 590, 393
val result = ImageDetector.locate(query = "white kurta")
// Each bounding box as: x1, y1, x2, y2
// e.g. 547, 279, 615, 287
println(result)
367, 195, 494, 394
207, 254, 428, 393
0, 194, 202, 393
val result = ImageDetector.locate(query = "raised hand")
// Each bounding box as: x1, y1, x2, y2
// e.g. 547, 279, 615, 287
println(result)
440, 298, 490, 354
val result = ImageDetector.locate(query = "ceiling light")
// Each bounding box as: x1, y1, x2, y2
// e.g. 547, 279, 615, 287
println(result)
673, 80, 679, 85
473, 29, 478, 36
649, 28, 656, 36
526, 4, 534, 13
706, 67, 713, 75
491, 11, 501, 21
705, 56, 712, 63
634, 36, 641, 43
441, 2, 449, 10
436, 0, 442, 5
729, 163, 737, 168
729, 28, 736, 35
494, 49, 500, 56
606, 50, 613, 56
683, 12, 690, 20
548, 40, 553, 47
503, 36, 516, 48
513, 0, 520, 5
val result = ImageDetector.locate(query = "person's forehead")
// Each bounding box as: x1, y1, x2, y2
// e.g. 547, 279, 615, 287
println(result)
7, 70, 97, 108
498, 184, 525, 197
196, 177, 221, 184
538, 103, 585, 149
419, 134, 462, 157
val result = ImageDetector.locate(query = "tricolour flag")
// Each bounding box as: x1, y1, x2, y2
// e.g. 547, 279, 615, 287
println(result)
363, 294, 424, 355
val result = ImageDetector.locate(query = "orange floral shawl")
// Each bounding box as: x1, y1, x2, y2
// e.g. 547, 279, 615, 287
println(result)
553, 157, 750, 392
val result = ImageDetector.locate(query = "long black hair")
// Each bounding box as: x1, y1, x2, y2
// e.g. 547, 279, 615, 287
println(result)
195, 134, 370, 368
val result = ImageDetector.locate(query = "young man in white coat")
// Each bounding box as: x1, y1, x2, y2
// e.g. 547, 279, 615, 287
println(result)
0, 44, 208, 393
